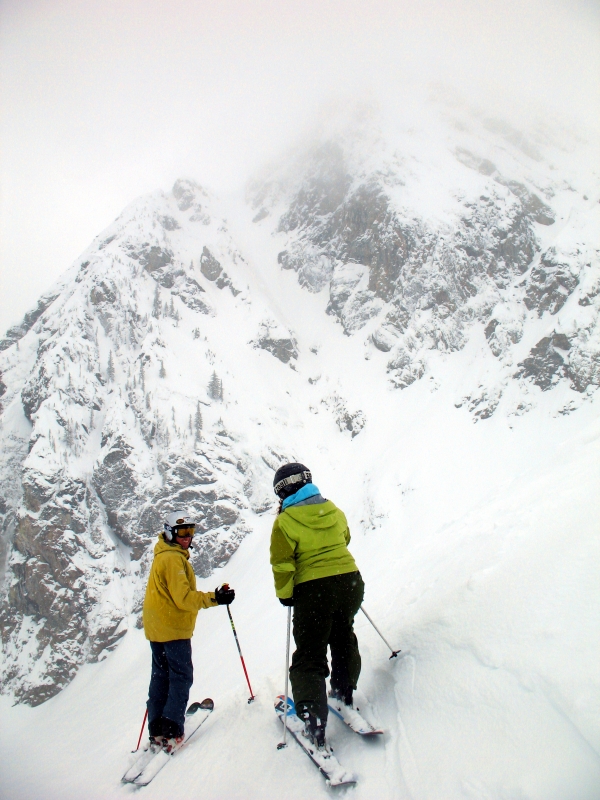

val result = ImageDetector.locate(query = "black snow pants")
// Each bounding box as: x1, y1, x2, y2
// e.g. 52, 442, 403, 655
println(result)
290, 571, 364, 722
147, 639, 193, 736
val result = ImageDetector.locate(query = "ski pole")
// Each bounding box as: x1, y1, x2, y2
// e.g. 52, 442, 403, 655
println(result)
277, 606, 292, 750
360, 606, 401, 659
134, 708, 148, 752
226, 603, 256, 703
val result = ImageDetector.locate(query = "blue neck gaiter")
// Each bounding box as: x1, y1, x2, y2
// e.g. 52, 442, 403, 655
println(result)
281, 483, 321, 510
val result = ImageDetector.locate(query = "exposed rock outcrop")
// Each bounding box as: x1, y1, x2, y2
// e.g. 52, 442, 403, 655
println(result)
252, 321, 298, 365
250, 110, 598, 409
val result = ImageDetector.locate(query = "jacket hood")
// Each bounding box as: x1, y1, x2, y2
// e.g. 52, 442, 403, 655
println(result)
154, 533, 190, 559
281, 482, 321, 510
282, 500, 340, 531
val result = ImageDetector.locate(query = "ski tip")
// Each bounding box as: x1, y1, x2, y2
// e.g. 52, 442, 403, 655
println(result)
187, 698, 214, 714
274, 695, 295, 715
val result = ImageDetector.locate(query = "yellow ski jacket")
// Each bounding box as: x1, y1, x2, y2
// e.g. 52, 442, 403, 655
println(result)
143, 534, 217, 642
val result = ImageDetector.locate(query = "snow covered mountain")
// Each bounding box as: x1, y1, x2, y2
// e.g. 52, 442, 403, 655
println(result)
0, 178, 299, 703
249, 105, 599, 409
1, 99, 599, 798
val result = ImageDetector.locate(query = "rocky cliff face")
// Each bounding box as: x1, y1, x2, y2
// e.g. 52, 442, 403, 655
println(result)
249, 110, 599, 415
0, 180, 280, 704
1, 105, 598, 705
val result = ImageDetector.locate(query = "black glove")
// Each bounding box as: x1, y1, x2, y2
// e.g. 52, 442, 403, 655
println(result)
215, 584, 235, 605
279, 596, 294, 607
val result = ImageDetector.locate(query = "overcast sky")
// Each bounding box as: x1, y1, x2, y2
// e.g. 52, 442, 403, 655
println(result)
1, 0, 599, 334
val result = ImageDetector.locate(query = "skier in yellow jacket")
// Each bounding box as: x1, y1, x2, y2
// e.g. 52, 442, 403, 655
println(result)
142, 511, 235, 750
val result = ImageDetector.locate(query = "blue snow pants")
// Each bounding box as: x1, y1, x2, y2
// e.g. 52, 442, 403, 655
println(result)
147, 639, 193, 735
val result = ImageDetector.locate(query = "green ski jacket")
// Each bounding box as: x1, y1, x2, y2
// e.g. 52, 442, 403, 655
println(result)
270, 500, 358, 599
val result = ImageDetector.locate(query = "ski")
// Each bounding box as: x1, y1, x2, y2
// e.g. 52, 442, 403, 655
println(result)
328, 696, 383, 736
122, 744, 159, 783
275, 695, 356, 787
122, 698, 214, 786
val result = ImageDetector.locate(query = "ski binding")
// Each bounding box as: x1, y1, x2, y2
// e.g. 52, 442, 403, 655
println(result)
328, 696, 383, 736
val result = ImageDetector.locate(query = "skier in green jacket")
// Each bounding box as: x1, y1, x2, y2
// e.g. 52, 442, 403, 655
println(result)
270, 462, 365, 749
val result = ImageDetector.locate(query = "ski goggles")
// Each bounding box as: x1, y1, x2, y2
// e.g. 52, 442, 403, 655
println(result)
273, 470, 312, 496
173, 525, 196, 538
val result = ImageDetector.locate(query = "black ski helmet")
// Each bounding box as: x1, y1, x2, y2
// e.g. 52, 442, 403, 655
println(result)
273, 462, 312, 499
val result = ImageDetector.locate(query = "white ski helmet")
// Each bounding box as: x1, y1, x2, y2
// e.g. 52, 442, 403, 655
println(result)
164, 511, 197, 541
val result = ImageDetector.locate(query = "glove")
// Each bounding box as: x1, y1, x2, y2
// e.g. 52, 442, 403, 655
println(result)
215, 584, 235, 605
279, 596, 294, 607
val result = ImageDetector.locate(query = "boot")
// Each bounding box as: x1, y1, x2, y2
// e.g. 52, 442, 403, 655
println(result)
148, 716, 165, 748
329, 685, 353, 707
161, 733, 185, 754
160, 717, 184, 753
301, 711, 327, 749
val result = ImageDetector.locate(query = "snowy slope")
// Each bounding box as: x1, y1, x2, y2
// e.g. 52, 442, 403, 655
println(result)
1, 364, 599, 799
1, 100, 599, 798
